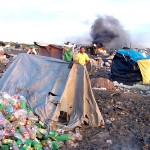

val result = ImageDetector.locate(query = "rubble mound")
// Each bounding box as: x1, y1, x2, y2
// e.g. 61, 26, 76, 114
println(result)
91, 77, 115, 90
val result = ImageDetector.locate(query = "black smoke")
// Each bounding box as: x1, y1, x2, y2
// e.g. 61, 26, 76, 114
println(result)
91, 16, 130, 49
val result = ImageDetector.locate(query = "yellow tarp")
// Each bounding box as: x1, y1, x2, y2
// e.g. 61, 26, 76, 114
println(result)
137, 59, 150, 84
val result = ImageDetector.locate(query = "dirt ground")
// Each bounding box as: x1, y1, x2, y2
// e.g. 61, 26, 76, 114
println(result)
73, 90, 150, 150
64, 67, 150, 150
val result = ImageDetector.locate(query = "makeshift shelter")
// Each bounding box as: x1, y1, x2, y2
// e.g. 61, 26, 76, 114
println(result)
137, 59, 150, 84
0, 53, 104, 129
34, 42, 63, 59
111, 49, 150, 83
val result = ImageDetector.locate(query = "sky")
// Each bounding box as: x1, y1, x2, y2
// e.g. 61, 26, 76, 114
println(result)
0, 0, 150, 47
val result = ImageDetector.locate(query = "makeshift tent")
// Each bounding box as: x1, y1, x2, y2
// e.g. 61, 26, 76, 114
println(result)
0, 53, 104, 129
110, 49, 150, 83
34, 42, 63, 59
137, 59, 150, 84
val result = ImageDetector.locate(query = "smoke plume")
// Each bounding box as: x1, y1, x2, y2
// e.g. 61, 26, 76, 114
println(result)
91, 16, 130, 49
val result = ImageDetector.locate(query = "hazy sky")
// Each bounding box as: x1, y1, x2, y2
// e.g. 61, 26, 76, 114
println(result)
0, 0, 150, 47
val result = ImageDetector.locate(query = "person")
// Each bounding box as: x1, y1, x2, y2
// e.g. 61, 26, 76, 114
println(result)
75, 46, 90, 66
27, 47, 37, 55
0, 45, 4, 55
63, 42, 75, 62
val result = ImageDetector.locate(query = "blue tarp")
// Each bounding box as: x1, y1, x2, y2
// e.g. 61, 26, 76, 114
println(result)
117, 49, 150, 62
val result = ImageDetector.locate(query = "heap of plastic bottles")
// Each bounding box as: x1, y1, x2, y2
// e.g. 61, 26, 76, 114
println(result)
0, 92, 71, 150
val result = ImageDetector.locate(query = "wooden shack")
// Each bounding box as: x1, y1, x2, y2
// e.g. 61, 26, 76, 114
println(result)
34, 42, 63, 59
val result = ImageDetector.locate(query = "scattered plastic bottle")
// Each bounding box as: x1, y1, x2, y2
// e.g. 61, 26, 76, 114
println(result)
49, 131, 71, 142
1, 144, 10, 150
26, 125, 37, 140
13, 132, 26, 143
0, 92, 77, 150
20, 96, 27, 109
2, 139, 13, 145
51, 141, 60, 150
20, 126, 30, 140
12, 140, 20, 150
16, 138, 23, 148
0, 112, 8, 126
32, 140, 43, 150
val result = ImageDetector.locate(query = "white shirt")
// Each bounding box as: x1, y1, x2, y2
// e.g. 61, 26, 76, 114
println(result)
27, 48, 37, 55
0, 46, 3, 51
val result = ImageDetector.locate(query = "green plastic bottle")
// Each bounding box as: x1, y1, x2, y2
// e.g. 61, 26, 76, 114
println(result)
55, 134, 71, 142
20, 96, 27, 109
32, 140, 43, 150
36, 132, 43, 140
20, 145, 29, 150
49, 131, 59, 139
25, 139, 32, 147
16, 139, 23, 148
5, 114, 11, 120
35, 123, 46, 129
51, 141, 60, 150
49, 131, 71, 142
41, 140, 47, 147
1, 144, 10, 150
0, 103, 4, 111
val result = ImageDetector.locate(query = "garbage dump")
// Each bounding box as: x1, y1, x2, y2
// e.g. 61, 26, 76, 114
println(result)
0, 92, 82, 150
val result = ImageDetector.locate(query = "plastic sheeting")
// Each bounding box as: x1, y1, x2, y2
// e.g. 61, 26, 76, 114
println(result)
0, 53, 104, 129
137, 59, 150, 84
111, 52, 142, 83
117, 49, 150, 62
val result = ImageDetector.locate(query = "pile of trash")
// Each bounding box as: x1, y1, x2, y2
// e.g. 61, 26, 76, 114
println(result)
0, 92, 82, 150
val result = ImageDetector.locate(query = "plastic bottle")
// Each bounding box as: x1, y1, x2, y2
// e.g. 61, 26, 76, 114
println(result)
35, 122, 46, 130
20, 126, 30, 139
26, 125, 36, 140
27, 109, 39, 122
49, 131, 59, 139
10, 98, 18, 109
0, 112, 8, 126
49, 131, 71, 142
5, 122, 15, 134
14, 109, 27, 119
0, 103, 4, 111
19, 115, 27, 126
20, 144, 30, 150
41, 140, 47, 147
55, 134, 71, 142
16, 138, 23, 148
20, 96, 27, 109
6, 105, 14, 114
32, 140, 43, 150
12, 140, 20, 150
0, 129, 4, 137
46, 139, 52, 149
1, 92, 11, 100
2, 139, 13, 145
37, 128, 48, 136
1, 144, 10, 150
36, 132, 43, 140
24, 139, 32, 148
51, 141, 60, 150
13, 132, 26, 143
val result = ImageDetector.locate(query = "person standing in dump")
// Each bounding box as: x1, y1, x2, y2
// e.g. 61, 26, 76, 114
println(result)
63, 42, 75, 62
75, 46, 90, 66
27, 46, 37, 55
